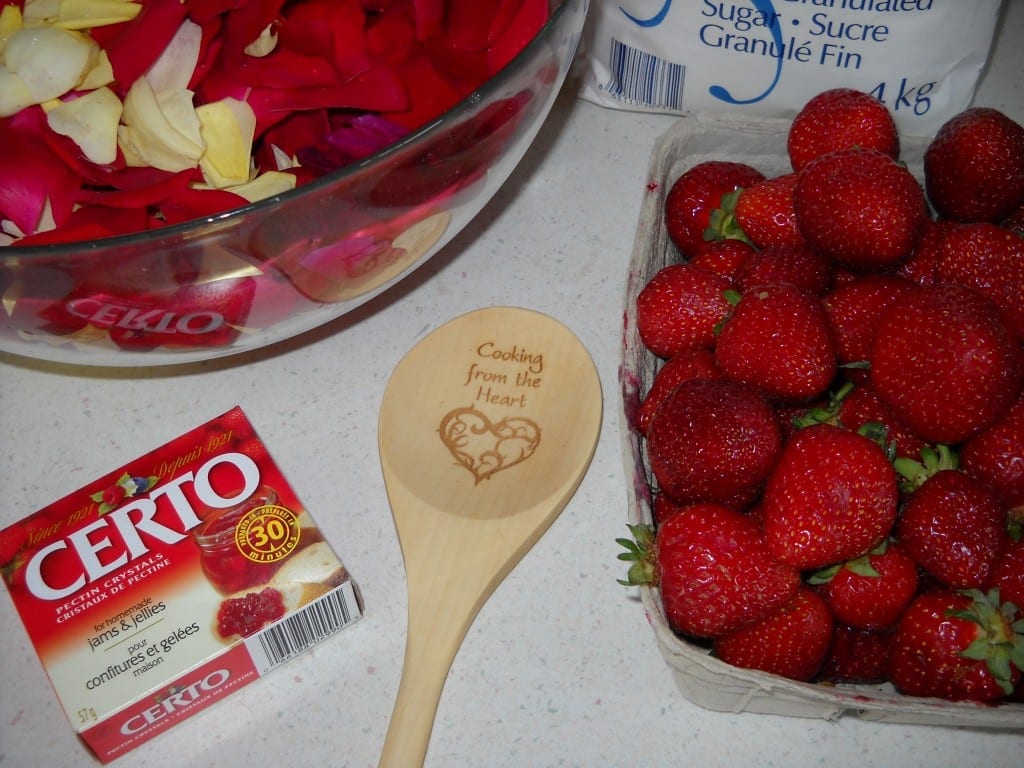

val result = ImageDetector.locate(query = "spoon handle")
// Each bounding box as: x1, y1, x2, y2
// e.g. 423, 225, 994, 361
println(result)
379, 588, 472, 768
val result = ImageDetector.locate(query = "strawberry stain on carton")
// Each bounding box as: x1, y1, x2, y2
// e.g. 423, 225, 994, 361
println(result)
0, 407, 362, 763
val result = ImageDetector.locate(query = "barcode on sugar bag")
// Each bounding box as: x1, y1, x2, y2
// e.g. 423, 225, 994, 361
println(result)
246, 582, 363, 673
604, 38, 686, 111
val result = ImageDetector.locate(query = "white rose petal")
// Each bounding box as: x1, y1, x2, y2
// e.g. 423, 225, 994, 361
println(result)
146, 18, 201, 92
119, 77, 204, 171
4, 26, 94, 103
47, 86, 122, 164
22, 0, 61, 26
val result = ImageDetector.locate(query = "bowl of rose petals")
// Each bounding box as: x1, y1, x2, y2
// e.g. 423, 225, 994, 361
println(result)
0, 0, 585, 365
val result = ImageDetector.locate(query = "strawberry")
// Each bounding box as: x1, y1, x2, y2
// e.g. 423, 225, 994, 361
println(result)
888, 588, 1024, 702
733, 172, 806, 250
688, 238, 756, 282
663, 161, 764, 258
713, 587, 834, 682
896, 469, 1008, 590
793, 147, 927, 271
835, 382, 928, 462
869, 282, 1023, 444
809, 541, 919, 630
762, 423, 898, 570
821, 273, 914, 371
924, 107, 1024, 223
635, 349, 721, 437
987, 539, 1024, 622
733, 243, 832, 296
960, 391, 1024, 509
818, 625, 893, 684
646, 378, 781, 507
932, 221, 1024, 343
635, 263, 733, 359
714, 283, 836, 403
652, 493, 686, 525
895, 218, 957, 286
1003, 203, 1024, 238
617, 505, 800, 638
787, 88, 899, 173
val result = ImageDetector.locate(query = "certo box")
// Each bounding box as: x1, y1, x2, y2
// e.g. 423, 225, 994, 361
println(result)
0, 407, 363, 762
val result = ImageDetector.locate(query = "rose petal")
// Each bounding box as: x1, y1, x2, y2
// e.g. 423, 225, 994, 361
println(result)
76, 168, 194, 208
448, 0, 521, 52
0, 70, 35, 118
0, 113, 81, 234
411, 0, 445, 40
99, 0, 188, 93
78, 47, 115, 89
119, 78, 204, 172
487, 0, 548, 73
145, 18, 201, 92
196, 97, 256, 188
4, 26, 96, 103
54, 0, 142, 31
46, 86, 123, 165
382, 53, 463, 129
158, 187, 250, 226
224, 170, 296, 203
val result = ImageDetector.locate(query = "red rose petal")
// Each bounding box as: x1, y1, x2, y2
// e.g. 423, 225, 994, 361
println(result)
0, 114, 80, 236
448, 0, 522, 52
411, 0, 446, 40
158, 187, 252, 226
102, 0, 190, 95
487, 0, 548, 73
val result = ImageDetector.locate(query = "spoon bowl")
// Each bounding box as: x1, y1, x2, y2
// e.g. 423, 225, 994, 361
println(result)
378, 306, 602, 767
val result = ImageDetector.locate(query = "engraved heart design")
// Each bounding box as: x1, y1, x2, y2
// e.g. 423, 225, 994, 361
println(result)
439, 407, 541, 484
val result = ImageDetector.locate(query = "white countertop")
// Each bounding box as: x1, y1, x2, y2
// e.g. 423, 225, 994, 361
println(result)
3, 6, 1023, 767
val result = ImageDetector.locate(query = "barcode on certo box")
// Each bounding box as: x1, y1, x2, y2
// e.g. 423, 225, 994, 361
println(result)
245, 581, 362, 673
605, 38, 686, 111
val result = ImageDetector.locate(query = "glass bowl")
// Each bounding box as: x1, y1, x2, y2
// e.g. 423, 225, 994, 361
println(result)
0, 0, 586, 367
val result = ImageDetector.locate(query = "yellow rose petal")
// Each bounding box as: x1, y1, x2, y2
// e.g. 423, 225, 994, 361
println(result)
119, 78, 204, 171
47, 86, 122, 164
0, 69, 35, 117
226, 171, 297, 203
55, 0, 142, 30
0, 5, 24, 48
4, 26, 94, 103
196, 98, 256, 188
244, 23, 278, 57
78, 47, 113, 89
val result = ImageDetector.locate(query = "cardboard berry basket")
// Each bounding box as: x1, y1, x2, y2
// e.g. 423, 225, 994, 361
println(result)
618, 113, 1024, 730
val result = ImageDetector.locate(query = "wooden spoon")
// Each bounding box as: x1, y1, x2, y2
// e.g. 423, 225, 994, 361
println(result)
377, 306, 602, 768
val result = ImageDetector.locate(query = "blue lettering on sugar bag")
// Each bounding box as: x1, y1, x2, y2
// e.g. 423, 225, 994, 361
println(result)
619, 0, 674, 28
707, 0, 784, 105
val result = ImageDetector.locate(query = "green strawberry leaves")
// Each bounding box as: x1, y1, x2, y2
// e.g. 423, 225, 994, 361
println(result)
616, 523, 656, 587
948, 588, 1024, 695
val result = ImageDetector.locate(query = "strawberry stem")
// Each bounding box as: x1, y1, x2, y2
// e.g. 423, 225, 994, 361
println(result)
616, 523, 656, 587
703, 188, 751, 244
892, 444, 958, 493
948, 588, 1024, 696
